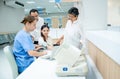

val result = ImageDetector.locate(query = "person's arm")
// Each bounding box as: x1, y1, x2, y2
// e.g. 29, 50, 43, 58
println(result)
47, 45, 53, 50
34, 44, 42, 51
55, 35, 64, 45
28, 50, 47, 57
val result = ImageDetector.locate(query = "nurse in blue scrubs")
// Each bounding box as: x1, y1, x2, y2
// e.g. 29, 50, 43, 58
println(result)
13, 15, 47, 74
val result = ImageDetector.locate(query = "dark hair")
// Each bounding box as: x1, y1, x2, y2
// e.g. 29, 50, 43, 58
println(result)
68, 7, 79, 17
41, 24, 49, 42
29, 9, 39, 14
21, 15, 36, 24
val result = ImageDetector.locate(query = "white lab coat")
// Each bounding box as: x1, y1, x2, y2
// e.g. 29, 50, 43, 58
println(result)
63, 19, 85, 49
30, 17, 44, 41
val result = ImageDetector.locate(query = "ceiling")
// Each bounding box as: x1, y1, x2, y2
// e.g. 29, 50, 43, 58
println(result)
6, 0, 76, 15
4, 0, 120, 15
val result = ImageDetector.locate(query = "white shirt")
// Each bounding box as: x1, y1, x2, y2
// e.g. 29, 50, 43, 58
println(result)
63, 19, 85, 49
38, 36, 53, 47
30, 17, 44, 41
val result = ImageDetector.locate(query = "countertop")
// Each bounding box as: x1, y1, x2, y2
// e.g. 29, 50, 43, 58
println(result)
86, 30, 120, 65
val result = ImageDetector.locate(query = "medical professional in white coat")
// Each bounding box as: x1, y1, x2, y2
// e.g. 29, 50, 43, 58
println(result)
56, 7, 85, 49
29, 9, 44, 44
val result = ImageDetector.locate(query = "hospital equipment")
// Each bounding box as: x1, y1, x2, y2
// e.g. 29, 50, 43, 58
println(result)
54, 43, 88, 76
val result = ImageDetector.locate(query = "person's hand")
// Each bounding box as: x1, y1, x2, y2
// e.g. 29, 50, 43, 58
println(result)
41, 51, 47, 56
34, 45, 43, 51
55, 35, 64, 44
47, 46, 53, 50
35, 44, 41, 48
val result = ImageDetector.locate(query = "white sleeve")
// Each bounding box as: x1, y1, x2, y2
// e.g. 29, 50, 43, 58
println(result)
36, 17, 44, 30
79, 23, 86, 48
79, 24, 88, 54
38, 37, 47, 46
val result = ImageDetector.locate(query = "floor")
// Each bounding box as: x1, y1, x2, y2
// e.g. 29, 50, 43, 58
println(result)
0, 44, 13, 79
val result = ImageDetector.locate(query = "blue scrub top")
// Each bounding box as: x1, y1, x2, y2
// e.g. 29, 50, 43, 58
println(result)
13, 30, 35, 73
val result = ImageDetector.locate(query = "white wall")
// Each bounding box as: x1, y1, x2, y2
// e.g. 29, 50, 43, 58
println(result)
82, 0, 107, 30
0, 1, 24, 33
108, 1, 120, 26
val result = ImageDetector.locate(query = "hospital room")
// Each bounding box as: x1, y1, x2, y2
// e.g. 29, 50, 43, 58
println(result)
0, 0, 120, 79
